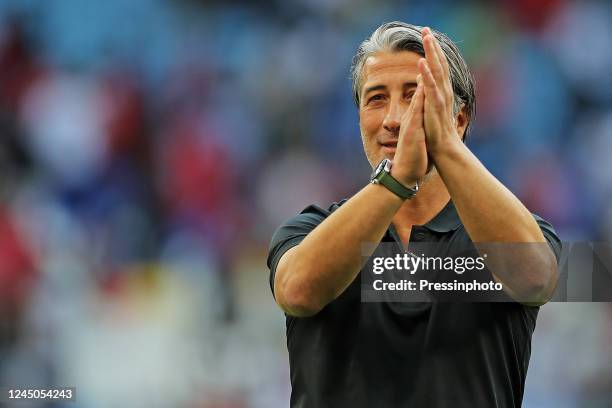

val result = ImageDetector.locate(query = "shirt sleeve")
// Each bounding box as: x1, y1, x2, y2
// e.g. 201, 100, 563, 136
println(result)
266, 206, 328, 298
533, 214, 562, 263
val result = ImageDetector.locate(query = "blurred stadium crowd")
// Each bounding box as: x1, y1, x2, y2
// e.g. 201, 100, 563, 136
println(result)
0, 0, 610, 407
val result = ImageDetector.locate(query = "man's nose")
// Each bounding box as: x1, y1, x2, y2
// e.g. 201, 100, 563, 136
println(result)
382, 100, 405, 133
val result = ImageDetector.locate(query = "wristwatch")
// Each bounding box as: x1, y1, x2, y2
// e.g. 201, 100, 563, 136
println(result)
370, 159, 419, 200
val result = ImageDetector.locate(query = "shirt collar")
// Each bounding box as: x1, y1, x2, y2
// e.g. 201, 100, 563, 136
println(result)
422, 200, 462, 233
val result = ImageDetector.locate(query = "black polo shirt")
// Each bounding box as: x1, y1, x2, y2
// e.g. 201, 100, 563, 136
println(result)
267, 199, 561, 408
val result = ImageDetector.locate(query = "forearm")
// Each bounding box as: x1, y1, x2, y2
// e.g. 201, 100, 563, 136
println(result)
433, 141, 557, 303
434, 141, 544, 242
275, 183, 403, 316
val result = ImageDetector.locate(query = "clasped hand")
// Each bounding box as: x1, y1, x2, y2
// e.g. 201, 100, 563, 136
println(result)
391, 27, 463, 188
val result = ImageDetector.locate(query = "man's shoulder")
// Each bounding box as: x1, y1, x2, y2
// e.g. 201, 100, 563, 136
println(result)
267, 199, 348, 267
269, 199, 348, 244
266, 199, 349, 295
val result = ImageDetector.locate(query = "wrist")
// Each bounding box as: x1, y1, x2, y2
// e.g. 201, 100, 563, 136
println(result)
389, 168, 419, 189
370, 159, 419, 200
370, 179, 408, 204
428, 132, 464, 159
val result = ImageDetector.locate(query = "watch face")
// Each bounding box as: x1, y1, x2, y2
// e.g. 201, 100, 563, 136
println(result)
371, 159, 387, 179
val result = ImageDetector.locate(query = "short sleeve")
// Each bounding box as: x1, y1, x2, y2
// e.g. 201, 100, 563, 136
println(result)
266, 205, 328, 298
533, 214, 562, 263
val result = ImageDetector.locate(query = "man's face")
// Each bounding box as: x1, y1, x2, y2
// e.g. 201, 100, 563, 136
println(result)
358, 50, 422, 168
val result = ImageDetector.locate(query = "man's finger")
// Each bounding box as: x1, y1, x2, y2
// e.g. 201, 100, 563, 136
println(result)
422, 28, 444, 86
401, 82, 426, 166
433, 35, 450, 78
433, 37, 454, 104
402, 77, 423, 126
418, 58, 444, 111
423, 26, 448, 76
409, 81, 425, 128
400, 81, 420, 125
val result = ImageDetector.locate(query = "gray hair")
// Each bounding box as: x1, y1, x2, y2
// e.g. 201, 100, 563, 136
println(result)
351, 21, 475, 137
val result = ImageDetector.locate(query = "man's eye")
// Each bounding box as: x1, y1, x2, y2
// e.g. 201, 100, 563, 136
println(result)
405, 92, 415, 100
368, 94, 384, 103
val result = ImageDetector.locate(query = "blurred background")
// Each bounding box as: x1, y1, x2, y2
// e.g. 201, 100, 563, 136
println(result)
0, 0, 610, 407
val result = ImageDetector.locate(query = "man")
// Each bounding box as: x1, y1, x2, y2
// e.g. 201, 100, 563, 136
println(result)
267, 22, 560, 407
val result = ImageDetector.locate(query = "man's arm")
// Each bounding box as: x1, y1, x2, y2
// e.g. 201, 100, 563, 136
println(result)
418, 27, 558, 304
433, 141, 558, 304
274, 184, 402, 317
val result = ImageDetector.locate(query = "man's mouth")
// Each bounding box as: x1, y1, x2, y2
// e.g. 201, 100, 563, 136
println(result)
380, 141, 398, 154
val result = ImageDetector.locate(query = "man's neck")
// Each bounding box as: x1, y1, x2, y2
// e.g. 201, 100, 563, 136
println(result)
391, 170, 450, 244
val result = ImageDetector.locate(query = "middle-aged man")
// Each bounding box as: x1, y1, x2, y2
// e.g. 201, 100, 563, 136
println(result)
267, 22, 561, 408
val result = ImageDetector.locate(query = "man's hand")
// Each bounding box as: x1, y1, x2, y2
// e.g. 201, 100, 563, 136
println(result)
390, 79, 428, 187
418, 27, 462, 157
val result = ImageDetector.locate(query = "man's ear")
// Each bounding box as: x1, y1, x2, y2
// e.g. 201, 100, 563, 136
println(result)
455, 105, 469, 141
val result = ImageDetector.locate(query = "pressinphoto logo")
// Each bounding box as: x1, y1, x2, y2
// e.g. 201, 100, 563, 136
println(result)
359, 242, 612, 303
